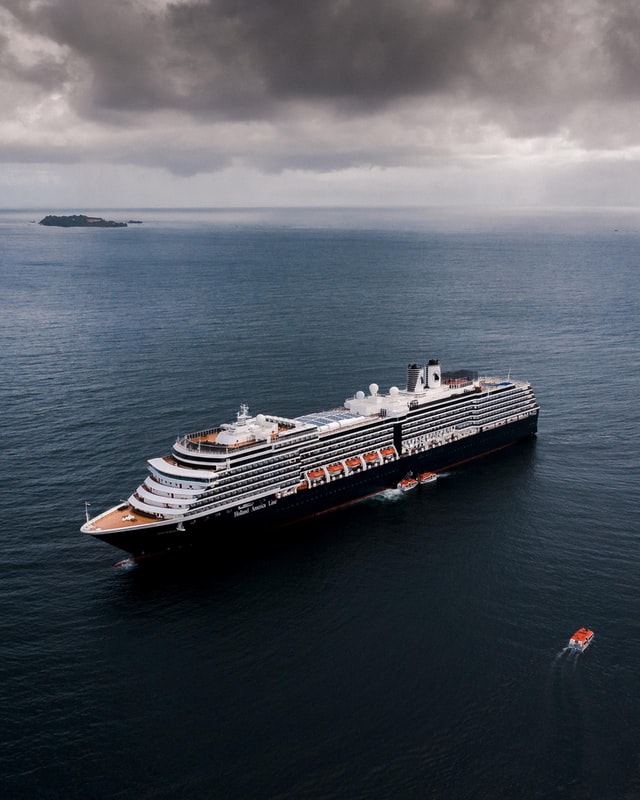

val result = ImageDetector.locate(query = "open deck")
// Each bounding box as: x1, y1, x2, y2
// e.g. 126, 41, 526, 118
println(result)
190, 431, 221, 445
86, 504, 164, 531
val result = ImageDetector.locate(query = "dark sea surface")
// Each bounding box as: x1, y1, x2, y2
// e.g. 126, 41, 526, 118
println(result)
1, 206, 639, 799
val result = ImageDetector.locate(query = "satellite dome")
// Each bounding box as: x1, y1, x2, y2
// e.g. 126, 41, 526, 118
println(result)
356, 390, 365, 400
389, 386, 399, 396
369, 383, 379, 396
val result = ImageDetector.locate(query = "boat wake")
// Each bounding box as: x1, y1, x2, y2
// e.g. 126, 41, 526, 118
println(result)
554, 646, 581, 673
114, 557, 137, 571
540, 640, 598, 788
372, 488, 405, 503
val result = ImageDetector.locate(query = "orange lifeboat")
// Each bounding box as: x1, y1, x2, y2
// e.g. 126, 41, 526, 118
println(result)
418, 471, 437, 484
327, 463, 344, 474
380, 446, 395, 458
363, 452, 380, 463
308, 468, 325, 480
345, 457, 361, 468
397, 477, 419, 492
568, 628, 594, 652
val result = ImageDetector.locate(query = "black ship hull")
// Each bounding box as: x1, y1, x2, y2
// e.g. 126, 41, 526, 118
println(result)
92, 414, 538, 560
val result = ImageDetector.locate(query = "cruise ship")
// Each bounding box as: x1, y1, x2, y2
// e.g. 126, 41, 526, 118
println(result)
82, 359, 539, 559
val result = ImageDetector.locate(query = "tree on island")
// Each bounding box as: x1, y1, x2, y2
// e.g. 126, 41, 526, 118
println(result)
39, 214, 128, 228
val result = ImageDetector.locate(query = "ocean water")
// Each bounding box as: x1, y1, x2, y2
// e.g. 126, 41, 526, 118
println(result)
1, 206, 639, 799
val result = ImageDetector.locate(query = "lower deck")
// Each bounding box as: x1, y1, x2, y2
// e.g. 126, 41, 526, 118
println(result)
85, 504, 163, 532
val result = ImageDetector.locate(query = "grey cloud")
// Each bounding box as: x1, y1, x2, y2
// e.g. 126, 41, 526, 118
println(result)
0, 29, 68, 91
4, 0, 640, 179
5, 0, 637, 119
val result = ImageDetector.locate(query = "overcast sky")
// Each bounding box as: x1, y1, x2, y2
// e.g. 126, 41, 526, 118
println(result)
3, 0, 640, 208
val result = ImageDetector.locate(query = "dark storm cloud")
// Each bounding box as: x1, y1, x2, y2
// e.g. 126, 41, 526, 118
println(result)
164, 0, 470, 112
4, 0, 640, 183
5, 0, 640, 123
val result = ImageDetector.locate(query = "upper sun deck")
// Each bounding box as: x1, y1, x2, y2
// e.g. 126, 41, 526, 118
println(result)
174, 406, 318, 458
173, 366, 532, 460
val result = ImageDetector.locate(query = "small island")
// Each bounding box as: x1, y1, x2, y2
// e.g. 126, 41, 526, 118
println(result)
39, 214, 128, 228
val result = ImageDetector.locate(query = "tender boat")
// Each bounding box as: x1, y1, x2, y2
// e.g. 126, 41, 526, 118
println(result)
397, 477, 419, 492
418, 471, 437, 484
568, 628, 594, 652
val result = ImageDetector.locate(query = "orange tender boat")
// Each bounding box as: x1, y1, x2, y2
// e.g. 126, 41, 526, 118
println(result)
568, 628, 594, 652
397, 477, 419, 492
